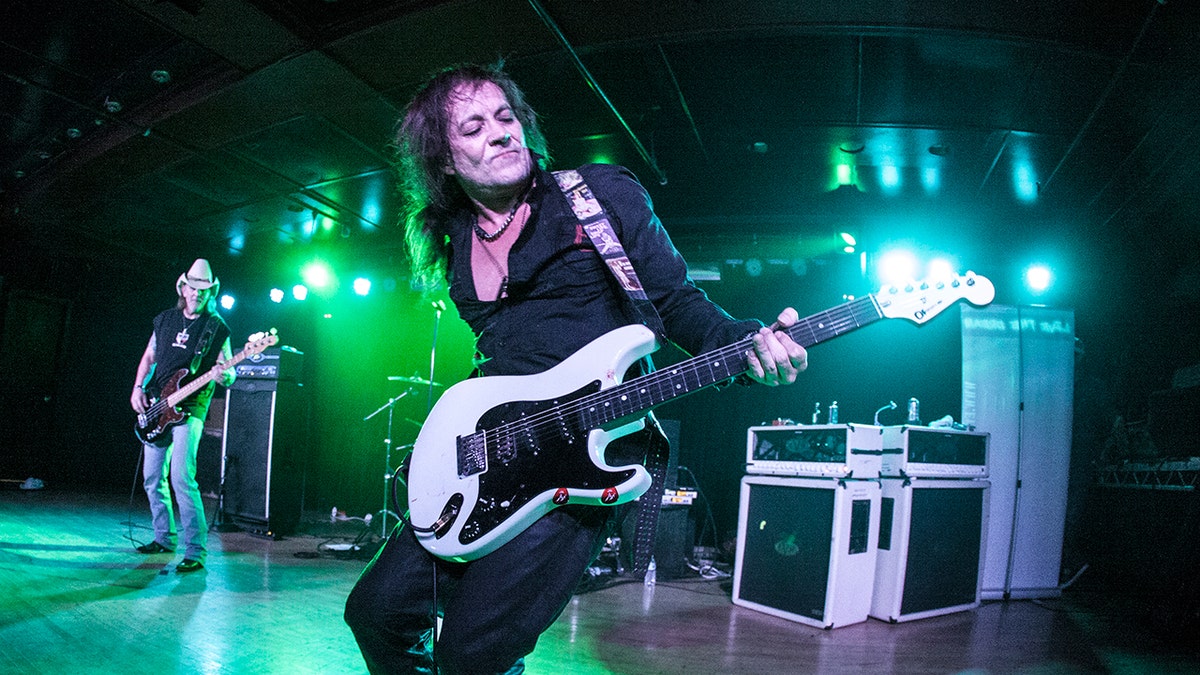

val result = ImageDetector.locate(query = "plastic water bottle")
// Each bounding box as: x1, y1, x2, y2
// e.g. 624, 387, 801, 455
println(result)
828, 401, 839, 424
644, 557, 657, 587
907, 397, 921, 425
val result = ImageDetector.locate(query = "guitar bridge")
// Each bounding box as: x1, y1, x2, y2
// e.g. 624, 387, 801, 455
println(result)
457, 432, 487, 478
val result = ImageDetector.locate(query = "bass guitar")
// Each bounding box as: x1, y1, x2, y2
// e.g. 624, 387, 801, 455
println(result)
408, 273, 994, 562
135, 330, 278, 445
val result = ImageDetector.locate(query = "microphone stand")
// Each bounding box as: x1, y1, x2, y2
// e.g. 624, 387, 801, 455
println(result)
361, 301, 445, 540
363, 389, 412, 537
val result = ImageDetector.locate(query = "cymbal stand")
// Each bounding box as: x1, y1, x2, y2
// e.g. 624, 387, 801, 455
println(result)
363, 388, 412, 537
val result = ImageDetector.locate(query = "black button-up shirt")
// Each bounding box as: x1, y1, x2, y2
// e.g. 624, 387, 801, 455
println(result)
447, 163, 759, 378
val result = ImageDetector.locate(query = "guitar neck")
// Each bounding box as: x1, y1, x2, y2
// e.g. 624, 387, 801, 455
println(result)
581, 294, 884, 429
166, 347, 253, 406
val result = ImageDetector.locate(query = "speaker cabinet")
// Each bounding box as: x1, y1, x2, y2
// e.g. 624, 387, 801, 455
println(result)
871, 479, 989, 622
220, 379, 307, 536
733, 476, 880, 629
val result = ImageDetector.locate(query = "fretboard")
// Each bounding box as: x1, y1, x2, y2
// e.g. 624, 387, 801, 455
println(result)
166, 347, 254, 406
577, 294, 885, 429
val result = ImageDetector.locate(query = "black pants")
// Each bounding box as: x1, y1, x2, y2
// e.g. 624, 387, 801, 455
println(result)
344, 504, 611, 674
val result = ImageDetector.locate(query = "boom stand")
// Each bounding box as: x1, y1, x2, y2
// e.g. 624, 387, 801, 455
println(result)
363, 388, 412, 537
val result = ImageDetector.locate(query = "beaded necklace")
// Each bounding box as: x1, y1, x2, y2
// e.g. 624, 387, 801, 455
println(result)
472, 181, 533, 242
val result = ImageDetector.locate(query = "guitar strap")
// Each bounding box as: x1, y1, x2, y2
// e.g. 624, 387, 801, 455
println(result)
189, 314, 217, 375
552, 168, 669, 576
551, 169, 668, 342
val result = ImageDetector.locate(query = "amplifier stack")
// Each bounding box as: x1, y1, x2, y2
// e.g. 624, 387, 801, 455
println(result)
734, 422, 990, 628
220, 345, 307, 537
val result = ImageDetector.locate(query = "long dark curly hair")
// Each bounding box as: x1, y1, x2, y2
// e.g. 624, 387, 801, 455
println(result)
394, 62, 550, 289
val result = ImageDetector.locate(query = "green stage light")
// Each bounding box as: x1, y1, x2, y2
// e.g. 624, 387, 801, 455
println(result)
293, 284, 309, 301
353, 277, 372, 296
269, 288, 285, 303
301, 260, 334, 290
836, 163, 853, 186
219, 294, 235, 311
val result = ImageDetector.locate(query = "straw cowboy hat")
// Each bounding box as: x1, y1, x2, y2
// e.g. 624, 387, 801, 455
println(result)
176, 258, 220, 296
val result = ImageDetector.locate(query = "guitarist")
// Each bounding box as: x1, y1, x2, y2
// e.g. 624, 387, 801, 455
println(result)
343, 63, 807, 675
129, 258, 235, 573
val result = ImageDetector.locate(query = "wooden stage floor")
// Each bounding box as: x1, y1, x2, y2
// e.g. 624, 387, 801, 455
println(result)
1, 488, 1196, 674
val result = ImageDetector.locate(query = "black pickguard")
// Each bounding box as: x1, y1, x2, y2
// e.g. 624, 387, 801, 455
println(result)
456, 380, 639, 545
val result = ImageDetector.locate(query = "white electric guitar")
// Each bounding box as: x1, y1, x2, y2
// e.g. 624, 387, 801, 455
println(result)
408, 272, 995, 561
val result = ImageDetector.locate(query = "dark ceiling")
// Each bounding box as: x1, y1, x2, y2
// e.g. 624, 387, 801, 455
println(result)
3, 0, 1200, 311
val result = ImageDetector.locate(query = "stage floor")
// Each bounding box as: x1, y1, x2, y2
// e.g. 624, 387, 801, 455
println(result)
1, 488, 1196, 674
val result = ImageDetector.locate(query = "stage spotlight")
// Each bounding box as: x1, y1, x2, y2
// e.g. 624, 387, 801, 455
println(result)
269, 288, 285, 303
293, 284, 309, 301
922, 167, 940, 193
301, 260, 334, 290
877, 249, 918, 286
839, 232, 856, 254
1025, 264, 1053, 294
219, 294, 235, 311
880, 164, 900, 194
928, 258, 956, 283
836, 163, 853, 186
353, 277, 372, 296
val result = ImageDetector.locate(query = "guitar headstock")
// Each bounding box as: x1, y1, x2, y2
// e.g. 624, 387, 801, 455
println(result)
875, 272, 995, 325
244, 328, 279, 356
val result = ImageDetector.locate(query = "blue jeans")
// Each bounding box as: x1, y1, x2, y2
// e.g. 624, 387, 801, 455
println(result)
142, 416, 207, 562
344, 504, 610, 674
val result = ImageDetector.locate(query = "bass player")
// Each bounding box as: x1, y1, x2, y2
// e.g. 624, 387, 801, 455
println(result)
130, 257, 235, 572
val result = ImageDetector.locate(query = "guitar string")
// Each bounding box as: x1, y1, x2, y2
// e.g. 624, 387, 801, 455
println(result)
475, 296, 875, 447
138, 340, 267, 432
472, 295, 883, 457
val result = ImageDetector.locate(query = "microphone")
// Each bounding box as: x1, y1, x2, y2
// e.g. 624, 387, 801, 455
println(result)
873, 400, 897, 426
431, 300, 446, 312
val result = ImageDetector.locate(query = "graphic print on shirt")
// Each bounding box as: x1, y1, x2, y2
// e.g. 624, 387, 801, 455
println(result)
172, 326, 191, 350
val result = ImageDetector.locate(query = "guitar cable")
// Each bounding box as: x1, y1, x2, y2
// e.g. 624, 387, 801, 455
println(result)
386, 457, 444, 674
676, 465, 725, 579
389, 456, 458, 535
124, 445, 150, 549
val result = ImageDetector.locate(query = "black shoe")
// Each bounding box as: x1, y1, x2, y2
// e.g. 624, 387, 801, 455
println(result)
175, 559, 204, 573
136, 541, 172, 554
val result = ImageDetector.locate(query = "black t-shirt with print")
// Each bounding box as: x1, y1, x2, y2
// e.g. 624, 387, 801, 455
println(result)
148, 308, 231, 420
